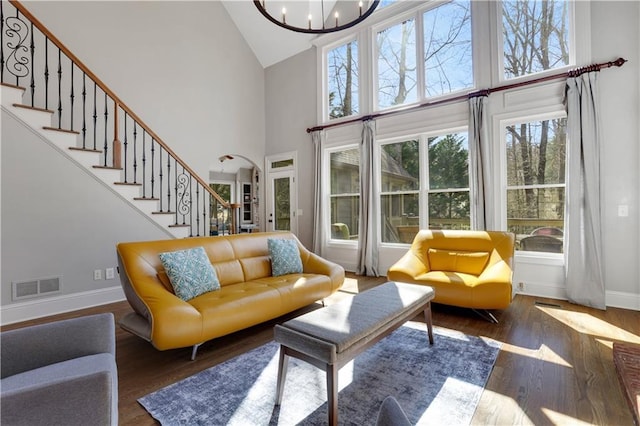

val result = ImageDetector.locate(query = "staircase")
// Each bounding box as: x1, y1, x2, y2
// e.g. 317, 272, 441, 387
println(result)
1, 0, 234, 239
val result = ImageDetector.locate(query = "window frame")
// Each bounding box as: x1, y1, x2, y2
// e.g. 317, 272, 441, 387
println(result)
499, 110, 568, 259
326, 143, 361, 245
322, 34, 362, 123
377, 126, 471, 246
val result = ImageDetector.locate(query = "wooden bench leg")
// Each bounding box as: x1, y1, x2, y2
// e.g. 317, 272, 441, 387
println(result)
424, 302, 434, 344
275, 346, 289, 405
326, 363, 338, 426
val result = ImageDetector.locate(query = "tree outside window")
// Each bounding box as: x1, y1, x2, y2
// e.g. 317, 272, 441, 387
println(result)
424, 0, 473, 97
502, 0, 570, 79
380, 140, 420, 243
380, 133, 470, 244
505, 118, 567, 253
428, 133, 470, 231
327, 40, 359, 120
377, 18, 417, 109
330, 148, 360, 240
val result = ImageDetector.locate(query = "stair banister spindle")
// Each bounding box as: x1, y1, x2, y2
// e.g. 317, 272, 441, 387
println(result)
103, 91, 108, 167
150, 138, 155, 198
44, 36, 48, 108
196, 183, 200, 236
69, 62, 74, 130
133, 121, 138, 183
166, 151, 171, 213
112, 100, 121, 168
81, 72, 86, 149
29, 21, 33, 106
123, 111, 128, 182
1, 2, 4, 82
56, 47, 61, 128
92, 81, 97, 150
141, 131, 147, 198
158, 146, 163, 211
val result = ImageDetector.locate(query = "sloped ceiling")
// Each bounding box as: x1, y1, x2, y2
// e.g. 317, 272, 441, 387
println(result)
221, 1, 318, 68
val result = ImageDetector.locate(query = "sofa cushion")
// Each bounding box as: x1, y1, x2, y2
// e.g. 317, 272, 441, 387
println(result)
427, 248, 490, 276
159, 247, 220, 301
268, 238, 303, 277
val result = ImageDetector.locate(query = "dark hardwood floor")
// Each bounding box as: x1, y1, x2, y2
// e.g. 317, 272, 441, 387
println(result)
3, 273, 639, 425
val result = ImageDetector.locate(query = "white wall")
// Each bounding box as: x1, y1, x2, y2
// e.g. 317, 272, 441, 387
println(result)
1, 1, 266, 322
263, 1, 640, 309
21, 0, 266, 181
1, 110, 169, 323
265, 48, 317, 248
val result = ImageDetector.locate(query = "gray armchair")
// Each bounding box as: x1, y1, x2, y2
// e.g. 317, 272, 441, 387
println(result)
1, 313, 118, 425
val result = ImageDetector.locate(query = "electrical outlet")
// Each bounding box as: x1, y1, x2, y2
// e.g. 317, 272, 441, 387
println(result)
518, 282, 524, 291
94, 269, 102, 281
105, 268, 115, 280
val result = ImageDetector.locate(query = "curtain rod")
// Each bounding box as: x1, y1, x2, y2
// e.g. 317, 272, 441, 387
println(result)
307, 57, 627, 134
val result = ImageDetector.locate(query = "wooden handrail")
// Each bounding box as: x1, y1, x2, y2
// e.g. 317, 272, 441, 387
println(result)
9, 0, 230, 208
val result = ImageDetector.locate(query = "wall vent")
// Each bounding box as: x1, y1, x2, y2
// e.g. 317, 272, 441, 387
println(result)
12, 277, 62, 301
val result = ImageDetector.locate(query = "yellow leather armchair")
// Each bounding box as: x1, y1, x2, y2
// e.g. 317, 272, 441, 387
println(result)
387, 230, 515, 319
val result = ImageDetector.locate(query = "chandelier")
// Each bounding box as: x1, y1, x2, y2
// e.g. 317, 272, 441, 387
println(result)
253, 0, 380, 34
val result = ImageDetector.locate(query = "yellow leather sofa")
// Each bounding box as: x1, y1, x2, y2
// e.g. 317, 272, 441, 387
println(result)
387, 230, 515, 320
116, 232, 344, 358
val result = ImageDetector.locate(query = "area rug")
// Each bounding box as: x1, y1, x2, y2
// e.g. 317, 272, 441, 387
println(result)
139, 323, 501, 425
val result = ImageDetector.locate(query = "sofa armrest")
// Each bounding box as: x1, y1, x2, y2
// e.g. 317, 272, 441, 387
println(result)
301, 250, 345, 293
1, 313, 115, 379
387, 250, 428, 282
126, 276, 205, 350
477, 260, 513, 285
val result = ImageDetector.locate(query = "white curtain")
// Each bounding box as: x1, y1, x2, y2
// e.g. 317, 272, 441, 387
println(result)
564, 72, 606, 310
357, 120, 379, 276
311, 130, 325, 256
468, 95, 493, 230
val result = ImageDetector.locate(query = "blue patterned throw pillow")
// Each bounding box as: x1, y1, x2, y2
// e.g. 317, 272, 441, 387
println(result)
158, 247, 220, 301
268, 238, 303, 277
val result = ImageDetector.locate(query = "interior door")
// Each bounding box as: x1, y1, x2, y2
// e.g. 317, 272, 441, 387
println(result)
267, 172, 297, 232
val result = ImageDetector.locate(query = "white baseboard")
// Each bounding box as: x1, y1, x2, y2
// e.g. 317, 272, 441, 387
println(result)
515, 283, 640, 311
606, 290, 640, 311
0, 286, 126, 326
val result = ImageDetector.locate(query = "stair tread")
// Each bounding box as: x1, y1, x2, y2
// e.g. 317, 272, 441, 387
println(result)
152, 211, 174, 214
93, 165, 123, 170
13, 103, 54, 114
69, 147, 101, 153
134, 197, 160, 201
114, 182, 142, 186
43, 126, 80, 135
1, 82, 26, 91
169, 224, 190, 228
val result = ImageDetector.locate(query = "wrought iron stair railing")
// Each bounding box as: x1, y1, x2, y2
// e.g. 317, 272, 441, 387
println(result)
1, 0, 235, 237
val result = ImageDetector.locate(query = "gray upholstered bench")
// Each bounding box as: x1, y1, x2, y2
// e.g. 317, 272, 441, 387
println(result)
274, 281, 435, 426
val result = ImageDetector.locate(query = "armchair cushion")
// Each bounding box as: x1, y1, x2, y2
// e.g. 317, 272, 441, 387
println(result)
427, 248, 490, 275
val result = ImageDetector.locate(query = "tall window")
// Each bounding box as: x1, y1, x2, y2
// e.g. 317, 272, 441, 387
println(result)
424, 0, 473, 96
380, 140, 420, 243
428, 133, 470, 231
330, 147, 360, 240
377, 18, 417, 109
379, 132, 470, 244
502, 0, 570, 79
505, 117, 567, 253
327, 39, 359, 120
